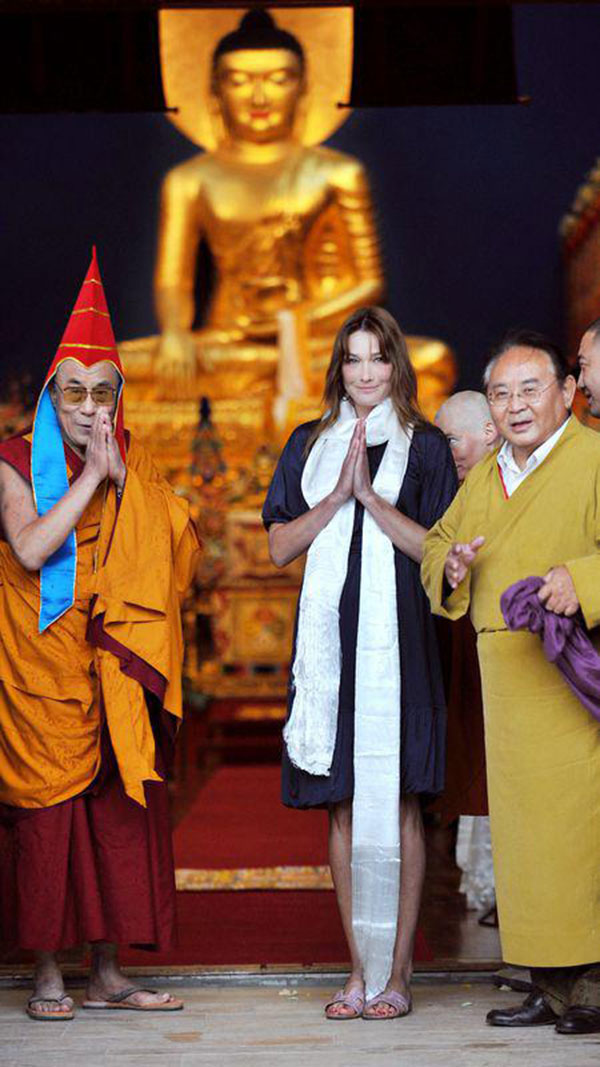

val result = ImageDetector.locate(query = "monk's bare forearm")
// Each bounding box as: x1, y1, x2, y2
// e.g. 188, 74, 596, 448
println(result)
268, 492, 346, 567
10, 472, 102, 571
361, 490, 426, 563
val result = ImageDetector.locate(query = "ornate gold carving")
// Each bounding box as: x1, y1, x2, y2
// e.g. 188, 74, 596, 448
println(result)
226, 510, 304, 583
560, 155, 600, 253
233, 703, 286, 721
212, 587, 299, 666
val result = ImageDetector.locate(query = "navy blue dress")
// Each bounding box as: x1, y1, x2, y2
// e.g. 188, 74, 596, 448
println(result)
262, 422, 458, 809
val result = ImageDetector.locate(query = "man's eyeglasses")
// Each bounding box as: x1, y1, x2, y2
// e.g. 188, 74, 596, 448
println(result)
487, 378, 558, 409
54, 383, 117, 407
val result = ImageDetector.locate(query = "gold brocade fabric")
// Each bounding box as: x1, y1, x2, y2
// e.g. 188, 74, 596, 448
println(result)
175, 865, 334, 892
0, 436, 200, 810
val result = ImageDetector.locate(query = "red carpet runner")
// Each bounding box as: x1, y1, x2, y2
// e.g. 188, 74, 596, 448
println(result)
121, 765, 432, 967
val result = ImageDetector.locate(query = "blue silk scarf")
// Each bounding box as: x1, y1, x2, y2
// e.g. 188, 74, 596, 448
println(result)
31, 382, 77, 632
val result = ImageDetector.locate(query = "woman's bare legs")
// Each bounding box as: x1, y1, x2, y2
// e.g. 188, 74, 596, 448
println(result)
365, 793, 426, 1017
326, 798, 364, 1016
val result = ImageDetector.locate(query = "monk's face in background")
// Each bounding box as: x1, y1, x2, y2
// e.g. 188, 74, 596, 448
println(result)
214, 49, 304, 144
487, 347, 575, 458
342, 329, 393, 417
52, 359, 120, 456
577, 330, 600, 417
435, 410, 495, 482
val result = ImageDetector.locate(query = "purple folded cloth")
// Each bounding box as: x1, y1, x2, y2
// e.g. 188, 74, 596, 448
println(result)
500, 576, 600, 724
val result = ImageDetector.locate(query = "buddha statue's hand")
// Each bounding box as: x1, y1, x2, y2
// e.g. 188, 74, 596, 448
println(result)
156, 329, 197, 398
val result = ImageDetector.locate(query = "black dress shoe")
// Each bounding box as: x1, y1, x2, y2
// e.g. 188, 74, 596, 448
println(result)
556, 1005, 600, 1034
486, 991, 558, 1027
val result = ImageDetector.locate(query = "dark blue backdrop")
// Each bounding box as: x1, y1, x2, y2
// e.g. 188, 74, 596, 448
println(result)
1, 4, 599, 395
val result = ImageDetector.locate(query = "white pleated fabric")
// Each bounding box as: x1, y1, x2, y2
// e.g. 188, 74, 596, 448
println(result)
285, 397, 412, 999
456, 815, 496, 913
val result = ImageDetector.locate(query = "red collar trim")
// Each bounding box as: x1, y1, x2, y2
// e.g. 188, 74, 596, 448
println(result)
497, 461, 509, 500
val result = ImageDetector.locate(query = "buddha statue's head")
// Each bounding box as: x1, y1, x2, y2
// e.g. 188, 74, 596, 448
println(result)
211, 10, 306, 145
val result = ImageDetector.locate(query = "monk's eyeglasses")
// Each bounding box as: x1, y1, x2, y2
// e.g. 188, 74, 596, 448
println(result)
487, 378, 558, 409
54, 383, 117, 407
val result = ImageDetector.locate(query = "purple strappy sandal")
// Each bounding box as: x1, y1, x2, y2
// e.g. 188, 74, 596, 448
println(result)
324, 987, 365, 1020
362, 989, 412, 1020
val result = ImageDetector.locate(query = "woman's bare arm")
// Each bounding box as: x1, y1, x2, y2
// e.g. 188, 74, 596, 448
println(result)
268, 494, 344, 568
268, 421, 362, 567
361, 493, 426, 563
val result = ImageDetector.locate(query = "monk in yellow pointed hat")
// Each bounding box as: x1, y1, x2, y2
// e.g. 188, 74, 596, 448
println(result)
0, 251, 200, 1020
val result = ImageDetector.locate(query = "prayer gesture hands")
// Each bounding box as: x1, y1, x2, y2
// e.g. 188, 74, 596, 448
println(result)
84, 410, 126, 492
444, 537, 485, 590
332, 419, 372, 507
537, 565, 579, 616
352, 419, 373, 505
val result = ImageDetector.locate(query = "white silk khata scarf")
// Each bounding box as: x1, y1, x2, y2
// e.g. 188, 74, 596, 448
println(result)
285, 396, 413, 999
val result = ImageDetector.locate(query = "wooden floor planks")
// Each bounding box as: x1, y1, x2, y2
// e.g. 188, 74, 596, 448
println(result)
2, 981, 599, 1066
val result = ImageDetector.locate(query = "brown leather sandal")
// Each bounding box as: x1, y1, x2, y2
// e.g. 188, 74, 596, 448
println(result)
82, 986, 183, 1011
26, 994, 75, 1021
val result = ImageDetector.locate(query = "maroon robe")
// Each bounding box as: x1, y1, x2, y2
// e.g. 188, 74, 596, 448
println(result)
431, 616, 488, 825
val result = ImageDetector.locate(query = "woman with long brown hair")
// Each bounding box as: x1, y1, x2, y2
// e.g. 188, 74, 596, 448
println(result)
263, 307, 457, 1019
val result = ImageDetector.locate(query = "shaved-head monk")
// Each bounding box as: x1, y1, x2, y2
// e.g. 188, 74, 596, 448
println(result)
434, 394, 498, 895
435, 390, 498, 481
0, 252, 200, 1020
431, 393, 498, 827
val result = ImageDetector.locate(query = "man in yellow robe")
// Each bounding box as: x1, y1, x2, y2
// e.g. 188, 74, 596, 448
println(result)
422, 330, 600, 1035
0, 252, 200, 1020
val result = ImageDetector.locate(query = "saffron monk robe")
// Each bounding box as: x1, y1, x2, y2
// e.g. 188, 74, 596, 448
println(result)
0, 250, 200, 1021
422, 330, 600, 1035
431, 391, 499, 831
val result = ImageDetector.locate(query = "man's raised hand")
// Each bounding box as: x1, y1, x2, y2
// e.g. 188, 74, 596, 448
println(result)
83, 412, 126, 492
82, 410, 111, 487
103, 416, 126, 491
444, 536, 485, 590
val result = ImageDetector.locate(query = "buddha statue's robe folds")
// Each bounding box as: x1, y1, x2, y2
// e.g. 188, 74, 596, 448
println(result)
154, 142, 385, 388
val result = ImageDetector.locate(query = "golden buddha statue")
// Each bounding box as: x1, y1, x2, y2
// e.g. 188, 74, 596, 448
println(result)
121, 8, 454, 465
